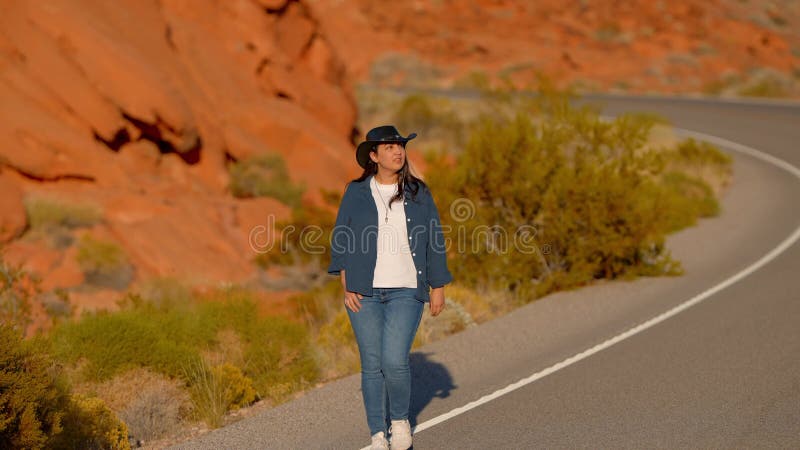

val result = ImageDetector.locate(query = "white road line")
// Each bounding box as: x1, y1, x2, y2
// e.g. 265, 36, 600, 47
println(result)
361, 126, 800, 448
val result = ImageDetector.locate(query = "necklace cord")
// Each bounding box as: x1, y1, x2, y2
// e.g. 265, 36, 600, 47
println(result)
373, 177, 395, 223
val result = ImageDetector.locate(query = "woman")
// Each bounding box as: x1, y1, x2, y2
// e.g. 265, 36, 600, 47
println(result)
327, 125, 453, 450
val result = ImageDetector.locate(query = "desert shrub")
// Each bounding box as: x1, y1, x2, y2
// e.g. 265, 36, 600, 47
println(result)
181, 359, 227, 428
228, 154, 305, 207
453, 70, 492, 90
703, 73, 741, 95
49, 306, 205, 381
23, 197, 102, 230
414, 298, 473, 348
0, 325, 70, 448
437, 283, 522, 326
79, 367, 190, 446
119, 387, 180, 446
738, 75, 790, 98
426, 88, 731, 300
75, 235, 133, 290
51, 394, 129, 450
0, 324, 128, 450
49, 288, 318, 424
212, 363, 256, 410
202, 328, 246, 368
0, 255, 38, 333
133, 276, 193, 310
237, 313, 317, 403
40, 289, 74, 324
182, 360, 256, 428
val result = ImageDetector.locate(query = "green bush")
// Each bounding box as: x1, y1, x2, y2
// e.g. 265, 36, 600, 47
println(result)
426, 88, 731, 300
182, 360, 256, 428
75, 235, 133, 290
0, 324, 129, 450
48, 288, 318, 423
0, 325, 70, 448
23, 197, 102, 230
49, 306, 206, 382
51, 394, 129, 450
229, 154, 305, 207
0, 256, 38, 332
738, 76, 789, 98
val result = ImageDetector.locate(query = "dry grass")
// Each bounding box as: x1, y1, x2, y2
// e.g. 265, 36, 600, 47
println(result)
201, 328, 246, 368
72, 367, 192, 445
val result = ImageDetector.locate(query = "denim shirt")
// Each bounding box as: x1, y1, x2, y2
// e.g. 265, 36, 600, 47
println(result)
327, 174, 453, 302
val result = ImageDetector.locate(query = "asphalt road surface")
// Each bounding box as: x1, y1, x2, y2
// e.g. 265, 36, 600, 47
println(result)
170, 95, 800, 449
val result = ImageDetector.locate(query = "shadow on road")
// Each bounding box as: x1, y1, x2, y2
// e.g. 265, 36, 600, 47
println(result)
408, 351, 456, 427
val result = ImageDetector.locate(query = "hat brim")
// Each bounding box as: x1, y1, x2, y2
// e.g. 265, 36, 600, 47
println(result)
355, 133, 417, 168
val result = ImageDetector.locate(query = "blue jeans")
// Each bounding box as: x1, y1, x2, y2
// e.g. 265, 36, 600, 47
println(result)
347, 287, 424, 436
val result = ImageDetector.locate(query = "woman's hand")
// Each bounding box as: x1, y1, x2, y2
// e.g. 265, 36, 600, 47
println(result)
429, 287, 445, 316
341, 270, 363, 312
344, 290, 363, 312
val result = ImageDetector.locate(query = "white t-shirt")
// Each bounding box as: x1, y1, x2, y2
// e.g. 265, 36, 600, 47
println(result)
370, 177, 418, 288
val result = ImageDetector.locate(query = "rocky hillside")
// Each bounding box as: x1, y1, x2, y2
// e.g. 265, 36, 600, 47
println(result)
314, 0, 800, 96
0, 0, 361, 324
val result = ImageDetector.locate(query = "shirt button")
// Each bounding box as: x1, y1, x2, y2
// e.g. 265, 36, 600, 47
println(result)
407, 218, 411, 222
409, 236, 412, 240
418, 270, 422, 274
412, 252, 416, 256
404, 202, 408, 205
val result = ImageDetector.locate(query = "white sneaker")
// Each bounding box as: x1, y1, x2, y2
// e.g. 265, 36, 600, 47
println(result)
370, 431, 389, 450
389, 419, 412, 450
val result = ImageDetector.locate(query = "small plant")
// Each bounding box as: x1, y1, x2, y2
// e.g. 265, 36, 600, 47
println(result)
53, 395, 130, 450
41, 288, 74, 324
228, 153, 305, 207
75, 235, 133, 290
86, 367, 190, 446
0, 255, 38, 333
453, 70, 492, 90
738, 76, 790, 98
23, 197, 102, 230
181, 359, 255, 428
414, 298, 471, 348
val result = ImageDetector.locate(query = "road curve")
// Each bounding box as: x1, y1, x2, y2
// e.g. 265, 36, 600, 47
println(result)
169, 96, 800, 449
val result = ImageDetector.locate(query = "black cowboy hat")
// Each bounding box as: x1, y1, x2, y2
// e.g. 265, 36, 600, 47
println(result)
355, 125, 417, 169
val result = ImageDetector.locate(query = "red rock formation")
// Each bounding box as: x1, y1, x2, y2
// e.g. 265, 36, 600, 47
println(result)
311, 0, 800, 95
0, 0, 361, 316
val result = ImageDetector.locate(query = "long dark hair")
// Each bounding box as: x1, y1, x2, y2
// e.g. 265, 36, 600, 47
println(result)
351, 143, 426, 208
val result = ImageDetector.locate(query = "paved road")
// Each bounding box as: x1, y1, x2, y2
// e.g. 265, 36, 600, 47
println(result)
170, 96, 800, 449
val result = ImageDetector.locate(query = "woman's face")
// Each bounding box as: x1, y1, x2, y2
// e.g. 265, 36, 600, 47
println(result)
370, 142, 406, 172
